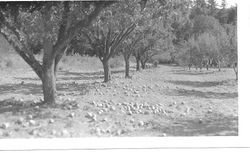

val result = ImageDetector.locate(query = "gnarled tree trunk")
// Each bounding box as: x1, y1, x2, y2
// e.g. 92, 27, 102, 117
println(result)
102, 58, 111, 82
42, 61, 56, 105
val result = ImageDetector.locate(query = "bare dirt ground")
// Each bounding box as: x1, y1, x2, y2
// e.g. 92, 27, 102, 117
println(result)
0, 60, 238, 138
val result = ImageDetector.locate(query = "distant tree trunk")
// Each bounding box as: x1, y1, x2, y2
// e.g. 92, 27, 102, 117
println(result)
233, 62, 238, 81
141, 60, 146, 69
205, 60, 209, 70
42, 58, 56, 105
124, 56, 130, 78
135, 57, 141, 71
188, 64, 191, 70
218, 60, 221, 71
102, 58, 111, 82
199, 64, 202, 70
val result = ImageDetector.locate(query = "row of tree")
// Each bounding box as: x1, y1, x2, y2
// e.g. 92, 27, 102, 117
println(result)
0, 0, 237, 105
0, 0, 178, 104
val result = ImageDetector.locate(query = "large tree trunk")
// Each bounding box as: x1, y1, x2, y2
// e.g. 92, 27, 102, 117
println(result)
42, 60, 56, 105
102, 59, 111, 82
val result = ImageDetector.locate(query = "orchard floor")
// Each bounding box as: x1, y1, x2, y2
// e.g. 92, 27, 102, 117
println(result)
0, 64, 238, 138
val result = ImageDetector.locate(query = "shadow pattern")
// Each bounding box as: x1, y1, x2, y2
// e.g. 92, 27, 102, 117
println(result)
168, 80, 231, 88
149, 113, 238, 136
164, 88, 238, 99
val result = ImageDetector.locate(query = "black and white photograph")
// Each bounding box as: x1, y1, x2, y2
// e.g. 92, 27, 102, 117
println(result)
0, 0, 246, 151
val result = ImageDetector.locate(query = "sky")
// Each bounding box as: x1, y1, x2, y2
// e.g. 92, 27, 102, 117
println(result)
216, 0, 237, 7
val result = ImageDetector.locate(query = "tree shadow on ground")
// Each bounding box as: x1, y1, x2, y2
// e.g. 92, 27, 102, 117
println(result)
57, 69, 135, 81
0, 83, 43, 95
14, 77, 40, 81
0, 80, 95, 96
0, 98, 79, 119
0, 98, 45, 115
171, 68, 218, 76
149, 113, 238, 136
164, 88, 238, 99
168, 80, 230, 88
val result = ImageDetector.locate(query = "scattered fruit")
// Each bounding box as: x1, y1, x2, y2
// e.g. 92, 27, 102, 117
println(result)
1, 123, 10, 129
27, 114, 33, 120
29, 120, 36, 126
69, 112, 75, 118
138, 121, 144, 126
207, 109, 213, 114
16, 118, 24, 125
61, 129, 70, 136
49, 119, 55, 124
29, 130, 38, 135
51, 130, 57, 135
86, 112, 93, 118
127, 111, 132, 115
116, 129, 123, 136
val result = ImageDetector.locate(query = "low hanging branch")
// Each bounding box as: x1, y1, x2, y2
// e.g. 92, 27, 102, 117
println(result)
107, 23, 136, 60
0, 1, 114, 104
78, 22, 136, 82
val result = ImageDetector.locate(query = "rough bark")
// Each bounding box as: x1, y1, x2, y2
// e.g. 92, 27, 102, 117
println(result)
54, 46, 68, 78
42, 59, 56, 104
102, 59, 111, 82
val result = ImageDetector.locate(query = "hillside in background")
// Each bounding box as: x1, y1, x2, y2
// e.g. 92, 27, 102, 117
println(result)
0, 34, 15, 55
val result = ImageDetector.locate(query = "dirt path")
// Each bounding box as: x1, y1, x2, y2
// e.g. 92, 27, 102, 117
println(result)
0, 65, 238, 138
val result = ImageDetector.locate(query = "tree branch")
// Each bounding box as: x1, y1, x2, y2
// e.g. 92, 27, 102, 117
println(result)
53, 1, 112, 58
1, 32, 44, 79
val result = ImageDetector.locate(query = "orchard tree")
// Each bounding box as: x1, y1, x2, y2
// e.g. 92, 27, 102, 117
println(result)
83, 23, 136, 82
121, 31, 143, 78
68, 1, 145, 82
68, 1, 137, 82
0, 1, 113, 104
